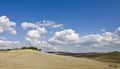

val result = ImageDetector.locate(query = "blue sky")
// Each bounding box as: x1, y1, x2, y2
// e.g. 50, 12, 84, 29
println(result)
0, 0, 120, 52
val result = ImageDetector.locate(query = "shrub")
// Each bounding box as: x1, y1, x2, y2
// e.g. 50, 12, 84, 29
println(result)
21, 46, 41, 51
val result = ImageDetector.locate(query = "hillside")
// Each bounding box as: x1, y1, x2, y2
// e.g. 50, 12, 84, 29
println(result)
0, 49, 120, 69
48, 51, 120, 63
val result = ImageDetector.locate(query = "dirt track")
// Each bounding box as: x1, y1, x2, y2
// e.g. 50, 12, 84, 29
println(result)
0, 49, 119, 69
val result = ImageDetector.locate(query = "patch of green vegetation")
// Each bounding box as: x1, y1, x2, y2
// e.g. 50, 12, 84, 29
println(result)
48, 51, 120, 63
91, 51, 120, 63
0, 46, 41, 51
21, 47, 41, 51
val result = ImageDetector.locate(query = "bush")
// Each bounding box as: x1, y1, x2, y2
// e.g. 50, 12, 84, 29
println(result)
21, 46, 41, 51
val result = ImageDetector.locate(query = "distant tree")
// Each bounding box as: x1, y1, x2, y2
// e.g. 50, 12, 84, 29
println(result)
21, 46, 41, 51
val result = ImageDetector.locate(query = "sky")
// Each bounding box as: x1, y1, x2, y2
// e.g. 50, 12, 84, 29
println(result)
0, 0, 120, 52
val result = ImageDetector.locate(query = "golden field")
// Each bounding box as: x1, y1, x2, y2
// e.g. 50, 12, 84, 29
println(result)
0, 49, 119, 69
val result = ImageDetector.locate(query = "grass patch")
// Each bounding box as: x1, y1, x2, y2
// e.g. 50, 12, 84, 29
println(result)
48, 51, 120, 63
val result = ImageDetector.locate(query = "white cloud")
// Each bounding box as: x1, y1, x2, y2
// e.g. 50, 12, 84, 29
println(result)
38, 20, 63, 29
79, 27, 120, 50
102, 32, 113, 41
21, 20, 64, 51
48, 29, 80, 46
0, 40, 22, 49
21, 22, 36, 29
48, 27, 120, 52
27, 30, 41, 39
21, 21, 64, 49
21, 22, 47, 47
39, 20, 55, 26
25, 27, 47, 40
36, 26, 47, 33
80, 34, 103, 43
51, 24, 63, 28
0, 16, 17, 35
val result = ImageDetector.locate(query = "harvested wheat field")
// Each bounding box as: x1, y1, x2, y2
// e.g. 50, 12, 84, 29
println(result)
0, 49, 119, 69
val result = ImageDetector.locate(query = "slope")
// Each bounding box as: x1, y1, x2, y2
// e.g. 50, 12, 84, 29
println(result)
0, 49, 119, 69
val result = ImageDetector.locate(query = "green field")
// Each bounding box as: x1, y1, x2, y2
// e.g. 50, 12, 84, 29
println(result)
48, 51, 120, 63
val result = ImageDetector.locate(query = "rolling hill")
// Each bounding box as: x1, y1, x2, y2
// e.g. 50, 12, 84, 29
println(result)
48, 51, 120, 63
0, 49, 119, 69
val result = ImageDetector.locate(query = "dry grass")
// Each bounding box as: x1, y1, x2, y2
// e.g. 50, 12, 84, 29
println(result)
0, 49, 120, 69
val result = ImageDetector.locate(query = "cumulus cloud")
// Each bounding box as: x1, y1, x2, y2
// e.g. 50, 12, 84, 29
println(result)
38, 20, 63, 29
21, 20, 63, 50
26, 27, 47, 39
76, 27, 120, 52
0, 40, 22, 49
48, 27, 120, 52
48, 29, 80, 46
21, 22, 36, 29
0, 16, 17, 35
21, 22, 47, 46
21, 20, 64, 49
0, 16, 20, 50
27, 30, 41, 39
